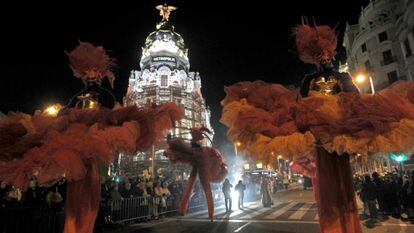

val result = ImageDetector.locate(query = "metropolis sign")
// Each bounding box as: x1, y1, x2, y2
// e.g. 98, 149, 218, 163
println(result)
152, 56, 176, 62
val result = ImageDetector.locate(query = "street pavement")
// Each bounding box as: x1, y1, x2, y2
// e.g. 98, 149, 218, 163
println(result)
103, 185, 414, 233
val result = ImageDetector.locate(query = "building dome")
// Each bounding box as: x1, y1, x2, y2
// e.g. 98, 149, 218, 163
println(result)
140, 21, 189, 71
124, 5, 215, 177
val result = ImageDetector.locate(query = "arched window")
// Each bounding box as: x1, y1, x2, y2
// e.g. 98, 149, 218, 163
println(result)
161, 75, 168, 87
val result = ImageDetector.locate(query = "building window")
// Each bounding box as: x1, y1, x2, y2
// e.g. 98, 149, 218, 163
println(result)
403, 39, 412, 57
161, 75, 168, 87
361, 43, 367, 53
378, 31, 388, 42
381, 50, 394, 66
364, 60, 372, 71
387, 71, 398, 84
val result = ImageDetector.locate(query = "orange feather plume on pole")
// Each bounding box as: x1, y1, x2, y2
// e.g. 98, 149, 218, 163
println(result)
66, 42, 116, 88
294, 24, 337, 67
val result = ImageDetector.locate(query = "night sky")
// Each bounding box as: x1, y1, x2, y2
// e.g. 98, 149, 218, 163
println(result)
1, 1, 367, 150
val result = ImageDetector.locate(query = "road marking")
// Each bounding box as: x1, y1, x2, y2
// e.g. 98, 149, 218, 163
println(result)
264, 202, 297, 219
222, 204, 259, 219
238, 208, 269, 219
213, 207, 231, 217
239, 203, 282, 219
186, 206, 225, 218
234, 222, 251, 232
173, 217, 414, 227
173, 218, 319, 224
288, 203, 314, 220
187, 201, 258, 218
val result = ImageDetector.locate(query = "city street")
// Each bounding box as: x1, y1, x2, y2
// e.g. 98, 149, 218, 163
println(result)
104, 186, 414, 233
1, 2, 414, 233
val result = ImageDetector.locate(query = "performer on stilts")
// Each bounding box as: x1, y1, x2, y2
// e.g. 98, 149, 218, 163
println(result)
0, 42, 184, 233
164, 125, 227, 222
220, 21, 414, 233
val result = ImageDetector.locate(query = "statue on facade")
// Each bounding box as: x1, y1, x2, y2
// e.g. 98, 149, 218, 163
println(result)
156, 4, 177, 22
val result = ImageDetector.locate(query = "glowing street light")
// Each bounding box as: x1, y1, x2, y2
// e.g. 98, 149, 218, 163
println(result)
355, 74, 366, 83
234, 142, 241, 158
244, 164, 250, 170
256, 163, 263, 169
44, 104, 62, 117
354, 72, 375, 94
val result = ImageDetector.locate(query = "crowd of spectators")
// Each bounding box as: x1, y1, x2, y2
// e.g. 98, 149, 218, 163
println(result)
355, 170, 414, 221
0, 179, 66, 209
0, 173, 208, 227
100, 175, 210, 220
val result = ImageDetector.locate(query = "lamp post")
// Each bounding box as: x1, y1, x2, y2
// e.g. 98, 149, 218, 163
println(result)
234, 142, 241, 158
355, 73, 375, 94
44, 104, 62, 117
277, 155, 283, 173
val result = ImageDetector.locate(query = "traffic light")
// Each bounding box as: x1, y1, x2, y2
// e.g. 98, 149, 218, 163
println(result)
391, 153, 408, 162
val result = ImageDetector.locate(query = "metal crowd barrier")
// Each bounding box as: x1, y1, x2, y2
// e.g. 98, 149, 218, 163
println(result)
108, 196, 152, 222
107, 190, 224, 224
0, 190, 226, 232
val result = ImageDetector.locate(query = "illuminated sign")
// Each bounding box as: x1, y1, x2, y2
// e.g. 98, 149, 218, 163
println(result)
152, 56, 176, 62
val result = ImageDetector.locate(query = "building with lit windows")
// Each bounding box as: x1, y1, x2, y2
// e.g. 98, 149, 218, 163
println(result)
343, 0, 414, 174
343, 0, 414, 93
121, 7, 214, 178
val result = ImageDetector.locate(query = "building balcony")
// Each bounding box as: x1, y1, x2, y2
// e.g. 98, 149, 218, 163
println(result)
380, 56, 397, 66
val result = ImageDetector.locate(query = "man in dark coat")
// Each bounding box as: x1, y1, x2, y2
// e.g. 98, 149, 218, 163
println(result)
235, 180, 246, 209
361, 175, 377, 219
222, 178, 233, 212
372, 172, 386, 214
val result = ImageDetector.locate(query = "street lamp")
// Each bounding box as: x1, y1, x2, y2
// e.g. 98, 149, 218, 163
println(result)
355, 73, 375, 94
277, 155, 283, 172
44, 104, 62, 117
234, 142, 241, 158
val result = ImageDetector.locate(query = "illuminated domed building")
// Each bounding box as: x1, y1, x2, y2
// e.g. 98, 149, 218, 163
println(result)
122, 5, 214, 178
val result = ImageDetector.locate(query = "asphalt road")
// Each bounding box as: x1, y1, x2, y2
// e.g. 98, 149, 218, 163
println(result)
103, 186, 414, 233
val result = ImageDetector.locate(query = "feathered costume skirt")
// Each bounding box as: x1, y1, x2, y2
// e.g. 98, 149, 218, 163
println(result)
221, 80, 414, 233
